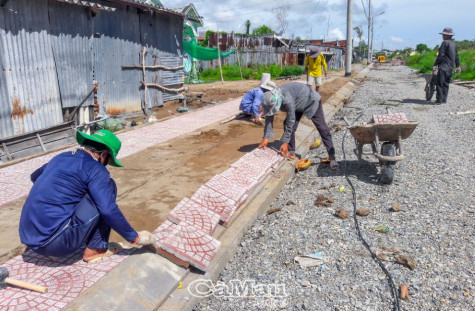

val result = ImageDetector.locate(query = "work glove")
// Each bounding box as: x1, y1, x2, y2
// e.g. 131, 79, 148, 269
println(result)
455, 67, 462, 74
134, 231, 156, 246
252, 116, 261, 124
279, 143, 289, 158
432, 66, 438, 75
258, 138, 268, 149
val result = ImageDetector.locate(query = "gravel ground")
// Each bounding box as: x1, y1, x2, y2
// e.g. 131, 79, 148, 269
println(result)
194, 65, 475, 311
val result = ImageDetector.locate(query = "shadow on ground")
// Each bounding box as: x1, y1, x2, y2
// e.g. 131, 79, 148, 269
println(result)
388, 98, 438, 106
314, 158, 381, 185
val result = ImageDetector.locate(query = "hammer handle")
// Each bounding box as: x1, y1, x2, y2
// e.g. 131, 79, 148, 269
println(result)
5, 277, 48, 293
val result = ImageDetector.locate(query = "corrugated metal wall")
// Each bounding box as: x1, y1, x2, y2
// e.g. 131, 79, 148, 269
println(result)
0, 0, 63, 138
93, 6, 143, 116
48, 2, 94, 109
139, 12, 183, 110
0, 0, 184, 140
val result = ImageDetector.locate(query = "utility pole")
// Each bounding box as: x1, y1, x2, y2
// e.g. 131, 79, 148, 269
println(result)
367, 0, 372, 63
345, 0, 353, 76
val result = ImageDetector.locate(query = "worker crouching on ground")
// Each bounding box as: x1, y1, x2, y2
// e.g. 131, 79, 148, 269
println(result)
19, 130, 156, 262
257, 82, 339, 170
239, 80, 276, 124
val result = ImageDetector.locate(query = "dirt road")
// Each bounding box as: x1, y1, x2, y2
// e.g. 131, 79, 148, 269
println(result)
0, 67, 362, 264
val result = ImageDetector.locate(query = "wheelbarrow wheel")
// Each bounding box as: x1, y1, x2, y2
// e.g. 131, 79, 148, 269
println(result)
425, 83, 435, 101
380, 142, 396, 184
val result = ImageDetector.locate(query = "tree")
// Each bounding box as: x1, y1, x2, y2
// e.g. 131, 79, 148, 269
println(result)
274, 2, 290, 36
353, 26, 364, 51
252, 25, 275, 36
244, 20, 251, 35
415, 43, 428, 53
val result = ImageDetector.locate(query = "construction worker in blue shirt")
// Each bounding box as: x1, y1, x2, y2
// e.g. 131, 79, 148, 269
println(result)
239, 80, 276, 123
19, 130, 155, 262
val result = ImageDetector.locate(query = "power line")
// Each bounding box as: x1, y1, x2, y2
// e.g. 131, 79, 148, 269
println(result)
205, 0, 309, 18
206, 0, 278, 15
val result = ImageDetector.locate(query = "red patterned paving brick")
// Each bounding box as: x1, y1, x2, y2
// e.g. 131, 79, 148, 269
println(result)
231, 160, 270, 182
251, 147, 284, 168
219, 167, 261, 195
152, 219, 178, 243
234, 152, 274, 172
190, 185, 238, 226
371, 113, 408, 124
204, 174, 248, 205
0, 246, 134, 310
156, 221, 221, 271
167, 198, 221, 235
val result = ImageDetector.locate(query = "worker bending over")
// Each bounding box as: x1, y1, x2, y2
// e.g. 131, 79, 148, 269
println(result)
258, 82, 339, 170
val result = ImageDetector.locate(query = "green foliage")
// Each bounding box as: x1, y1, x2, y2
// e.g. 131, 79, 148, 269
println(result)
405, 51, 437, 73
279, 66, 304, 77
405, 49, 475, 81
252, 25, 275, 36
455, 40, 475, 50
457, 50, 475, 80
199, 65, 303, 82
415, 43, 429, 53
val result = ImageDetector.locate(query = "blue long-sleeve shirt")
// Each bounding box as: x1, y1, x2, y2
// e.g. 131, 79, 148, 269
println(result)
19, 149, 138, 247
239, 87, 265, 117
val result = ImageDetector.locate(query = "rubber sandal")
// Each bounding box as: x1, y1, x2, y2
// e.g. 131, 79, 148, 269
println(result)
320, 157, 331, 163
287, 154, 296, 160
330, 160, 340, 170
84, 242, 123, 263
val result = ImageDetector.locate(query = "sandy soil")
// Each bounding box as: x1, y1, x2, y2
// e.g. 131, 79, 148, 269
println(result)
0, 66, 363, 264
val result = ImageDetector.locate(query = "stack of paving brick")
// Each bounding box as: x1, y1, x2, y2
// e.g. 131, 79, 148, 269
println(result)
371, 113, 408, 124
153, 147, 284, 271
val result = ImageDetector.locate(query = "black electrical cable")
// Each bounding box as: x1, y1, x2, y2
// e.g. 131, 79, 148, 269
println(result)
341, 113, 401, 311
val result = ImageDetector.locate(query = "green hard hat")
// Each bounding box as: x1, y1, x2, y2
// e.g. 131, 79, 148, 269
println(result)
76, 129, 123, 167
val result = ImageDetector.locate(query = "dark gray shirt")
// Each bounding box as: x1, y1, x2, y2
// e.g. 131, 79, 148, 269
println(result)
263, 82, 321, 143
435, 39, 460, 71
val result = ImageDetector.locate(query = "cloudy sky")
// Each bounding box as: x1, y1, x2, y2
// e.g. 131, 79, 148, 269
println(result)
164, 0, 475, 51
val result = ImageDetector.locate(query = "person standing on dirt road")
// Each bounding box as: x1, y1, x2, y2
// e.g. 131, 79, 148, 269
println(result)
305, 46, 328, 92
257, 82, 339, 170
239, 80, 276, 123
19, 130, 156, 262
433, 27, 461, 104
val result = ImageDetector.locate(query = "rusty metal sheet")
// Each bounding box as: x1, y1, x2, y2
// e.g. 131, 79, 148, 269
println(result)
0, 0, 63, 139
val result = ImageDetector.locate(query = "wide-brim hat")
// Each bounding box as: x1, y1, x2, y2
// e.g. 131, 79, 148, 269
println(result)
76, 129, 123, 167
309, 46, 321, 58
260, 80, 276, 91
439, 27, 454, 36
262, 89, 283, 116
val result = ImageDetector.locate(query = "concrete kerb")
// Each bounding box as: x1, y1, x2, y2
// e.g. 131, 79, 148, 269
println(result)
65, 65, 372, 311
157, 65, 373, 311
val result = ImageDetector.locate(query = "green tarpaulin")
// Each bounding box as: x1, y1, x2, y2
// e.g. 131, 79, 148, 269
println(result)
183, 24, 234, 61
183, 40, 235, 61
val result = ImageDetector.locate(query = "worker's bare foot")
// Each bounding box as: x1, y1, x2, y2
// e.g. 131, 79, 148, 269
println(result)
287, 154, 296, 160
83, 242, 122, 262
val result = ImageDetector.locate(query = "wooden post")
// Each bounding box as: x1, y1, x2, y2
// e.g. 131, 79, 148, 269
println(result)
141, 47, 150, 114
236, 50, 243, 80
216, 25, 224, 84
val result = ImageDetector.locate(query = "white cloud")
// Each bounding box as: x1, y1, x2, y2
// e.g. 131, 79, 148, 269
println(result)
390, 36, 404, 43
328, 28, 345, 40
